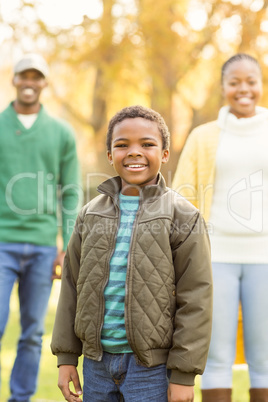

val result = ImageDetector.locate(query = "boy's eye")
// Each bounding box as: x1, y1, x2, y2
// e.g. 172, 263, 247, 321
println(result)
143, 143, 155, 147
114, 143, 127, 147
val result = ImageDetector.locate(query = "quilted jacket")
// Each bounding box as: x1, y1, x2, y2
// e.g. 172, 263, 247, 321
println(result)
51, 174, 212, 386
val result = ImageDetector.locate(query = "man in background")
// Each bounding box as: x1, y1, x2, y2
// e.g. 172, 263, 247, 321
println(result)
0, 53, 81, 402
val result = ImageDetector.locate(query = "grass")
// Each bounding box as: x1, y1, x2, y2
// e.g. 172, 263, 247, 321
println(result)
1, 282, 250, 401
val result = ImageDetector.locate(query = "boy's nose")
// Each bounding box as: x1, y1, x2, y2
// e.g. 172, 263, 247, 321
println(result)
127, 146, 142, 156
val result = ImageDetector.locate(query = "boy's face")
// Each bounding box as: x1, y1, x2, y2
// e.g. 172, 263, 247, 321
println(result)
107, 117, 169, 196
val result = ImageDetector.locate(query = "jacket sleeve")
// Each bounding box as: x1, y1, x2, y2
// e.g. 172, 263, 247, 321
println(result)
172, 129, 199, 209
50, 211, 84, 367
167, 212, 213, 386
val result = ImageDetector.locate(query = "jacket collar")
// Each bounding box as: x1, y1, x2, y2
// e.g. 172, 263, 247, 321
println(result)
97, 173, 167, 203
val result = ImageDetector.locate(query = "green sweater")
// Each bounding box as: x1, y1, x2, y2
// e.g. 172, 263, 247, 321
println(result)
0, 103, 80, 250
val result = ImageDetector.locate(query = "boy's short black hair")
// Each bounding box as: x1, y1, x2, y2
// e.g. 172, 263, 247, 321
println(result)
106, 105, 170, 152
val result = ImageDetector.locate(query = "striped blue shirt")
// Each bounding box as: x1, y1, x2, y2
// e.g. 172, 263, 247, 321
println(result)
101, 193, 139, 353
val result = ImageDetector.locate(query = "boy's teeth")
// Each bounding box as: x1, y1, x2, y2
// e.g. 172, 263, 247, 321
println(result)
128, 165, 143, 168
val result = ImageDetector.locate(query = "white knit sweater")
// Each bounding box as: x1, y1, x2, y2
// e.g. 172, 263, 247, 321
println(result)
209, 106, 268, 263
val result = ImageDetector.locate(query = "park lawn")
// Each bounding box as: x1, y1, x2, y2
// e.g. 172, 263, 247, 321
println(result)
1, 282, 250, 402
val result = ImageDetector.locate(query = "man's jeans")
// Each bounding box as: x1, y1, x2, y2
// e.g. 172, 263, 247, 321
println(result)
0, 242, 57, 402
83, 353, 170, 402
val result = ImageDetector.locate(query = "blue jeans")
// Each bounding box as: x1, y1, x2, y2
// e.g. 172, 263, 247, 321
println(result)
83, 353, 169, 401
202, 263, 268, 389
0, 242, 57, 402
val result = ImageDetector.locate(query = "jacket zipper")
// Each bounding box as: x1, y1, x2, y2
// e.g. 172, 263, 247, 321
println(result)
124, 200, 142, 357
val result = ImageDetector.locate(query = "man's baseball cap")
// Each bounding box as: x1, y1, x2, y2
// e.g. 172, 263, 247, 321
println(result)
13, 53, 49, 78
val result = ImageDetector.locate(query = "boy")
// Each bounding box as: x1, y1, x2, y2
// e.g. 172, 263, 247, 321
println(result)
51, 105, 212, 402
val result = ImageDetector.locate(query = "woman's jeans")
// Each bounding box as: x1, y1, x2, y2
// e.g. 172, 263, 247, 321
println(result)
83, 353, 169, 401
0, 242, 57, 402
202, 262, 268, 389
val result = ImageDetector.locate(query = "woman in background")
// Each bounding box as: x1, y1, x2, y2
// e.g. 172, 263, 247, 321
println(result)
172, 53, 268, 402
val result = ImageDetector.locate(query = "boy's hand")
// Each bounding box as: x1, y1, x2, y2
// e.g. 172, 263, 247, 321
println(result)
167, 383, 194, 402
58, 365, 83, 402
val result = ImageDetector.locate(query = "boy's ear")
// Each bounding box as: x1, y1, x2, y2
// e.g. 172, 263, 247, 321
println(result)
161, 149, 169, 164
107, 151, 113, 165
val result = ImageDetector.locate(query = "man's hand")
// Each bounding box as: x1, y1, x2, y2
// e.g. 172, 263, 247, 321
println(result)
58, 365, 82, 402
168, 383, 194, 402
52, 251, 66, 280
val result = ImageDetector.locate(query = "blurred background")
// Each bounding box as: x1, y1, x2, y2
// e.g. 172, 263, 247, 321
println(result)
1, 0, 268, 194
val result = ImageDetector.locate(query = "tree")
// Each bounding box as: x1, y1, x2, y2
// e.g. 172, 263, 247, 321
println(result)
1, 0, 268, 181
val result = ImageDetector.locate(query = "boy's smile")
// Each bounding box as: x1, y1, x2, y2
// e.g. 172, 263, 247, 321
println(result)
107, 117, 169, 196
